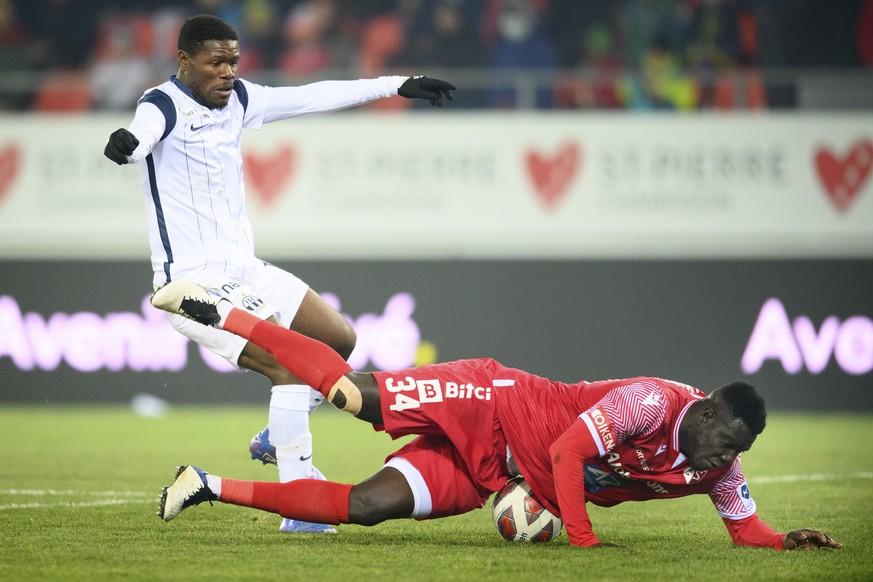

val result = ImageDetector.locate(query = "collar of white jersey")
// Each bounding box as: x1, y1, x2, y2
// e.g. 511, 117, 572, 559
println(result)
170, 75, 216, 109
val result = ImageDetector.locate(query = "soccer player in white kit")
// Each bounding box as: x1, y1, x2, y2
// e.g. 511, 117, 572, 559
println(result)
103, 14, 455, 533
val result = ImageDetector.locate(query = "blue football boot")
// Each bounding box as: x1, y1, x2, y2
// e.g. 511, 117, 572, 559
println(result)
249, 426, 277, 465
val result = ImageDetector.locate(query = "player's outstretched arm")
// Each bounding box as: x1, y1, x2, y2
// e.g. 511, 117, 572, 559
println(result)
782, 529, 842, 550
549, 419, 605, 547
724, 515, 843, 550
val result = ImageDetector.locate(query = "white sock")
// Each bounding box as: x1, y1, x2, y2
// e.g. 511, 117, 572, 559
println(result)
205, 473, 222, 498
269, 385, 313, 483
308, 388, 324, 413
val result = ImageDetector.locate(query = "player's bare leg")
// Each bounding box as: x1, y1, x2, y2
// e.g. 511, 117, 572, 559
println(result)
289, 289, 355, 360
347, 466, 415, 524
152, 280, 357, 533
151, 280, 381, 421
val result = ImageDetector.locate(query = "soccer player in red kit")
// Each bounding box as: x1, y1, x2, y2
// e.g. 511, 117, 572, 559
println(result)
151, 281, 841, 550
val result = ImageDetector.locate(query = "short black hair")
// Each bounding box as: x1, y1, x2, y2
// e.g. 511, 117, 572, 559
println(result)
711, 381, 767, 437
178, 14, 238, 56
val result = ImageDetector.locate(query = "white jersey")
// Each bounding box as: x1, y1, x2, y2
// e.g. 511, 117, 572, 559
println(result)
125, 75, 403, 286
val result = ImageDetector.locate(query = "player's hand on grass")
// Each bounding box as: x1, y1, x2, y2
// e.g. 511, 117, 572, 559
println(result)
398, 76, 456, 106
782, 529, 842, 550
104, 128, 140, 165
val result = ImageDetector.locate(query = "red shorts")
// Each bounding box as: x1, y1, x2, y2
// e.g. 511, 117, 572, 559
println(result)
373, 359, 511, 518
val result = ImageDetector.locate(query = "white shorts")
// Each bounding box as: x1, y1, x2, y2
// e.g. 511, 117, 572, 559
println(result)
384, 457, 432, 519
159, 262, 309, 368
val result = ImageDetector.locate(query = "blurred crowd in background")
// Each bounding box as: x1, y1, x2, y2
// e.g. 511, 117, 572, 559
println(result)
1, 0, 871, 112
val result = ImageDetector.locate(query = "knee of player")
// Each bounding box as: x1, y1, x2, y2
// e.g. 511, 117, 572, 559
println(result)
237, 346, 297, 386
332, 326, 357, 360
347, 486, 395, 526
258, 359, 296, 386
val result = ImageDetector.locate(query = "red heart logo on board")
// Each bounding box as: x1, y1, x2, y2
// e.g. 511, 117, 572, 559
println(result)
0, 144, 21, 203
526, 142, 582, 210
814, 140, 873, 213
244, 145, 296, 205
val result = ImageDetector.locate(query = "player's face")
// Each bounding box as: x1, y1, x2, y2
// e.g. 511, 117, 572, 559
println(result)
179, 40, 239, 109
684, 412, 754, 472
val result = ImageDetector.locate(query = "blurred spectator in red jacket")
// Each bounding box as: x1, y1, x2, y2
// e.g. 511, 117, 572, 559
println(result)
554, 23, 622, 109
89, 14, 154, 111
278, 0, 350, 78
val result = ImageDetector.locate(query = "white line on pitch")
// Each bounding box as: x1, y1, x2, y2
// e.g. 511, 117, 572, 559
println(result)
0, 489, 151, 497
2, 472, 871, 512
0, 489, 155, 511
748, 471, 873, 484
0, 498, 154, 511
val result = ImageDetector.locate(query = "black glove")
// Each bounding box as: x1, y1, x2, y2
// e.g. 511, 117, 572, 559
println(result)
398, 76, 456, 107
104, 128, 140, 165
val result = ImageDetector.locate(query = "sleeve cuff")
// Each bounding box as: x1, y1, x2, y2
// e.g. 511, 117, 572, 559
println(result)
381, 75, 408, 94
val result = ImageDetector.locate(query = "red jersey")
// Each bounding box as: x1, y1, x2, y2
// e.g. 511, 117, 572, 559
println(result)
497, 373, 752, 512
373, 359, 779, 548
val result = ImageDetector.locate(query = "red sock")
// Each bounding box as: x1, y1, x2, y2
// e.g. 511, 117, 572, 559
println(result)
223, 307, 260, 339
223, 308, 352, 399
220, 478, 352, 525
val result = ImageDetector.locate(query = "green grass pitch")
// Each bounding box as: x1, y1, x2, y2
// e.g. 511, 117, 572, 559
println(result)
1, 405, 871, 581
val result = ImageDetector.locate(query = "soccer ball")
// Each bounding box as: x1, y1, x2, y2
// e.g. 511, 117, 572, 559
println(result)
492, 476, 563, 543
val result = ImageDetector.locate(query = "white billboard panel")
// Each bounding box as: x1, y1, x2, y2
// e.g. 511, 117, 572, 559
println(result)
0, 113, 870, 258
